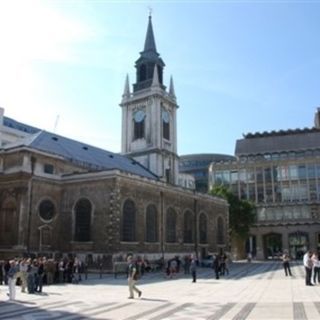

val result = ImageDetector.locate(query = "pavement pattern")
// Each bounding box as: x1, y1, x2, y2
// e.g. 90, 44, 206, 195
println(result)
1, 261, 320, 320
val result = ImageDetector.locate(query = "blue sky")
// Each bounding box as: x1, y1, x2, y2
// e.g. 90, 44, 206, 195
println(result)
0, 0, 319, 156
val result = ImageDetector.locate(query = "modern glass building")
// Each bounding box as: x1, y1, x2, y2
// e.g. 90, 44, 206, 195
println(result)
209, 111, 320, 260
179, 154, 236, 193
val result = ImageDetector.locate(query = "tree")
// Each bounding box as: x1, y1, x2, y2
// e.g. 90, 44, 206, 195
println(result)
210, 185, 256, 246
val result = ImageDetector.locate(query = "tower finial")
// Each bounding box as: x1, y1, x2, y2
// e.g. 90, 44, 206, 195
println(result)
169, 76, 176, 100
122, 74, 130, 100
152, 65, 160, 87
148, 6, 152, 18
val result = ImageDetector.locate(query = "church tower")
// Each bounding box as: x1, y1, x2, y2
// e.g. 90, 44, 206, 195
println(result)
120, 15, 179, 184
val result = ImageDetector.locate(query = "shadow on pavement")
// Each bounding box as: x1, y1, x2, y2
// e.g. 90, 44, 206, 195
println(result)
0, 300, 96, 320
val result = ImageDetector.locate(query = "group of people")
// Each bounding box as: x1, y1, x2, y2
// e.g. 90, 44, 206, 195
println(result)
303, 250, 320, 286
0, 256, 86, 301
282, 250, 320, 285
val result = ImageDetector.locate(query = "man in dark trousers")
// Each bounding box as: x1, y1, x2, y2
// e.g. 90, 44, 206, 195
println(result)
213, 254, 220, 280
282, 252, 292, 276
190, 255, 197, 283
303, 250, 313, 286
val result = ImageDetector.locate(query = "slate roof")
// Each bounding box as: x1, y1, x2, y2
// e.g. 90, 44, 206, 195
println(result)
235, 129, 320, 156
2, 130, 159, 180
3, 116, 40, 134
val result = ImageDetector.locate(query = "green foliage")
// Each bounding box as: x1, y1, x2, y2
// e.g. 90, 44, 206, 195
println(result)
210, 185, 256, 239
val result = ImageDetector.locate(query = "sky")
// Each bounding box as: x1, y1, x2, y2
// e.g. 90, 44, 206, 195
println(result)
0, 0, 319, 156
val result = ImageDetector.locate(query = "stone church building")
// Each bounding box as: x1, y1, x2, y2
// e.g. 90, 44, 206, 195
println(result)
0, 16, 228, 265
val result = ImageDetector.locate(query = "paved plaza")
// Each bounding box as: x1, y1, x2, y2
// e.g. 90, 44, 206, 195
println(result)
1, 261, 320, 319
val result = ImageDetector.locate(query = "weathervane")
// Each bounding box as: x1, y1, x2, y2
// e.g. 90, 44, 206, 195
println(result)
148, 6, 153, 17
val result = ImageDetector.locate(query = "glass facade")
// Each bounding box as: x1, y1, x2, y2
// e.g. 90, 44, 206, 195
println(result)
211, 161, 320, 203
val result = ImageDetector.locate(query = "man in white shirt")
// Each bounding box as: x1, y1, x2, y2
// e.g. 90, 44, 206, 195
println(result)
303, 250, 313, 286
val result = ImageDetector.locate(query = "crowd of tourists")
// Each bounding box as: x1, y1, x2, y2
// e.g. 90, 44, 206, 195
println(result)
0, 256, 86, 300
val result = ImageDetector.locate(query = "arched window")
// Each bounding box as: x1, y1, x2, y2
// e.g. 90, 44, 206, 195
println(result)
0, 200, 18, 245
122, 199, 136, 242
139, 64, 147, 81
217, 217, 225, 245
74, 198, 92, 242
199, 213, 208, 244
166, 208, 176, 243
146, 204, 158, 242
183, 210, 194, 243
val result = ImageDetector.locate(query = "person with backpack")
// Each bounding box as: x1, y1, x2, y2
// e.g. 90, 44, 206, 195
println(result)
127, 255, 142, 299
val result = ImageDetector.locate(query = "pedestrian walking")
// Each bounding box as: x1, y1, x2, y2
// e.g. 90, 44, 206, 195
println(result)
19, 258, 28, 293
311, 252, 320, 285
282, 253, 292, 276
303, 250, 313, 286
220, 254, 229, 276
7, 260, 18, 301
213, 254, 220, 280
127, 256, 142, 299
190, 255, 197, 283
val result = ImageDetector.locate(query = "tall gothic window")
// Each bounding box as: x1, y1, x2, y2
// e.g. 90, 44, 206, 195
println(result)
74, 198, 92, 242
121, 199, 136, 242
183, 210, 194, 243
199, 213, 208, 244
146, 204, 158, 242
166, 208, 176, 243
217, 216, 225, 245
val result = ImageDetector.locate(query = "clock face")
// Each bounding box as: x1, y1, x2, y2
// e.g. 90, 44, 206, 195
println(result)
162, 110, 170, 123
134, 110, 145, 122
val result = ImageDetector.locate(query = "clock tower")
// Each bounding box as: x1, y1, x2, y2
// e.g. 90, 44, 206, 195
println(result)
120, 15, 179, 184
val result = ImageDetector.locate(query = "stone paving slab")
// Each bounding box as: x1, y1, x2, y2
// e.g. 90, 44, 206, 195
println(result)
1, 261, 320, 319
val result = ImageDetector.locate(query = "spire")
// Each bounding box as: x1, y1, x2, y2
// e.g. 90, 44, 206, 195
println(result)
169, 76, 176, 99
133, 15, 165, 92
151, 65, 160, 87
144, 15, 157, 53
122, 74, 130, 99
